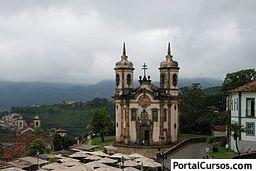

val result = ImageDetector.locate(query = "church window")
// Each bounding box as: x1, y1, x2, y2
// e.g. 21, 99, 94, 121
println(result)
131, 108, 137, 121
174, 123, 177, 129
173, 74, 178, 86
127, 74, 131, 86
164, 109, 167, 121
116, 74, 120, 87
116, 122, 118, 128
174, 105, 177, 110
152, 109, 158, 122
160, 74, 165, 87
36, 122, 38, 126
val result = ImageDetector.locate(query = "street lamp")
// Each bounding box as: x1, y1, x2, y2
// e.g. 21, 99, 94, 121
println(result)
37, 151, 40, 169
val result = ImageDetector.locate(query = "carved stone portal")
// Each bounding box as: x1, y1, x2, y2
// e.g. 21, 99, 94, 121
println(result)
136, 109, 153, 145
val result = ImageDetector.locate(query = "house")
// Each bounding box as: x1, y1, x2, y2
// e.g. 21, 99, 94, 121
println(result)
54, 128, 68, 137
227, 80, 256, 152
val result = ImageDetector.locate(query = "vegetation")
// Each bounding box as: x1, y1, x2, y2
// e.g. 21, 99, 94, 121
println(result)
180, 83, 228, 135
53, 134, 77, 151
212, 146, 236, 159
90, 108, 114, 142
222, 69, 256, 91
91, 136, 115, 150
0, 125, 16, 141
231, 123, 243, 156
9, 98, 114, 135
27, 139, 48, 156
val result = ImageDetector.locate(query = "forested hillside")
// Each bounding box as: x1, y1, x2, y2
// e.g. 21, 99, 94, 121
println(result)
0, 78, 222, 111
9, 98, 114, 135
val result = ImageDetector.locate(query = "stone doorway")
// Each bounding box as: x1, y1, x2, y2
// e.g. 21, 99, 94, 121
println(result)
140, 125, 150, 145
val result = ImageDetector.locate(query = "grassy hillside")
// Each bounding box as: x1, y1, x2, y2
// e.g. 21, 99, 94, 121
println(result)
10, 98, 114, 135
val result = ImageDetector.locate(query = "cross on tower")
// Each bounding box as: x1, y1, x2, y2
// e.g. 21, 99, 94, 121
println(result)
142, 63, 148, 77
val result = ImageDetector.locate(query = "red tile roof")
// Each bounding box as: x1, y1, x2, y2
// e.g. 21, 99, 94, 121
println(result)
228, 80, 256, 93
1, 143, 29, 162
5, 132, 52, 145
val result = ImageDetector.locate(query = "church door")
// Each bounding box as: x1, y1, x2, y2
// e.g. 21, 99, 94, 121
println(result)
140, 126, 150, 145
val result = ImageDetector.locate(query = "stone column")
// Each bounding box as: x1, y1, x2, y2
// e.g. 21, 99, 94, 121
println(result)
167, 103, 172, 143
124, 100, 130, 144
159, 100, 164, 143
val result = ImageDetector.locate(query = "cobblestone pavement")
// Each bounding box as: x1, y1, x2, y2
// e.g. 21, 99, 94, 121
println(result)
164, 143, 210, 169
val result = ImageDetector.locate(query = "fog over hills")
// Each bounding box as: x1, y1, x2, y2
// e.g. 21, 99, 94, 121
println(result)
0, 78, 222, 111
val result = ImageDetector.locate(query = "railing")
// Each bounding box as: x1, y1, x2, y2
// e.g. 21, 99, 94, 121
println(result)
163, 137, 208, 157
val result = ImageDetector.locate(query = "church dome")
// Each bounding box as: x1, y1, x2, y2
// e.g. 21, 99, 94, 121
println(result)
18, 115, 23, 120
34, 115, 40, 120
160, 42, 179, 69
115, 43, 134, 69
160, 58, 179, 68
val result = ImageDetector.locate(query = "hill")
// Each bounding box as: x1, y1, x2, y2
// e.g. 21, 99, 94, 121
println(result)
9, 98, 114, 135
0, 78, 222, 111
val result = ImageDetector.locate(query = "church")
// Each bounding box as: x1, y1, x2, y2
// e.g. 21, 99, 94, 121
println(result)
114, 43, 180, 145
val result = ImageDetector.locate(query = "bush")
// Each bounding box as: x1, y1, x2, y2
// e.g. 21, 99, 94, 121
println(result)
212, 146, 219, 153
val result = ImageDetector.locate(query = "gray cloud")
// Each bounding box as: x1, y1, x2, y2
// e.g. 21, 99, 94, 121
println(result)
0, 0, 255, 84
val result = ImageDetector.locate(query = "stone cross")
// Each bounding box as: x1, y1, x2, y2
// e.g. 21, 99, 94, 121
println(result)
142, 63, 148, 77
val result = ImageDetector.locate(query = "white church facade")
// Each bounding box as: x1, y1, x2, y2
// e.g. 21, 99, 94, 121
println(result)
114, 43, 180, 145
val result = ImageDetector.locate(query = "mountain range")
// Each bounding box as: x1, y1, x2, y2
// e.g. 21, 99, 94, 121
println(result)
0, 78, 223, 111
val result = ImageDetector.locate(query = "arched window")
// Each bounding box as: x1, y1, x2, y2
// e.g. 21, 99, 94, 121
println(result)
151, 108, 159, 122
116, 74, 120, 87
173, 73, 178, 86
127, 74, 131, 86
160, 73, 165, 87
131, 108, 137, 121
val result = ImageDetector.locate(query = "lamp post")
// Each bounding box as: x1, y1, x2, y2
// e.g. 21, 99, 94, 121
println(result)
121, 156, 124, 171
160, 136, 165, 171
37, 151, 40, 169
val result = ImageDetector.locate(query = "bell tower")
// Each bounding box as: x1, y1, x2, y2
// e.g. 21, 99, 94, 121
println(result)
159, 42, 180, 143
159, 42, 180, 96
114, 43, 134, 96
114, 43, 134, 143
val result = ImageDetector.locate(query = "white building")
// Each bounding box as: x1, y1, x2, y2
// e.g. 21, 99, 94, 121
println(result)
227, 80, 256, 152
114, 43, 180, 145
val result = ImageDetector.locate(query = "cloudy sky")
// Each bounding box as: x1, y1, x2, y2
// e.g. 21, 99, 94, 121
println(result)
0, 0, 255, 84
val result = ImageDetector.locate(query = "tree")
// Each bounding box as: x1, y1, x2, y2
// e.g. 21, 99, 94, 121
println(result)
222, 69, 256, 91
180, 83, 228, 134
27, 139, 47, 156
62, 136, 76, 149
53, 134, 76, 151
53, 134, 62, 151
90, 108, 114, 142
231, 123, 243, 156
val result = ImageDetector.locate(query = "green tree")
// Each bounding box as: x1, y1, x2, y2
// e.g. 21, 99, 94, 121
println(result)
53, 134, 62, 151
222, 69, 256, 91
53, 134, 76, 151
231, 123, 243, 156
27, 139, 47, 156
180, 83, 228, 134
62, 136, 76, 149
90, 108, 114, 142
